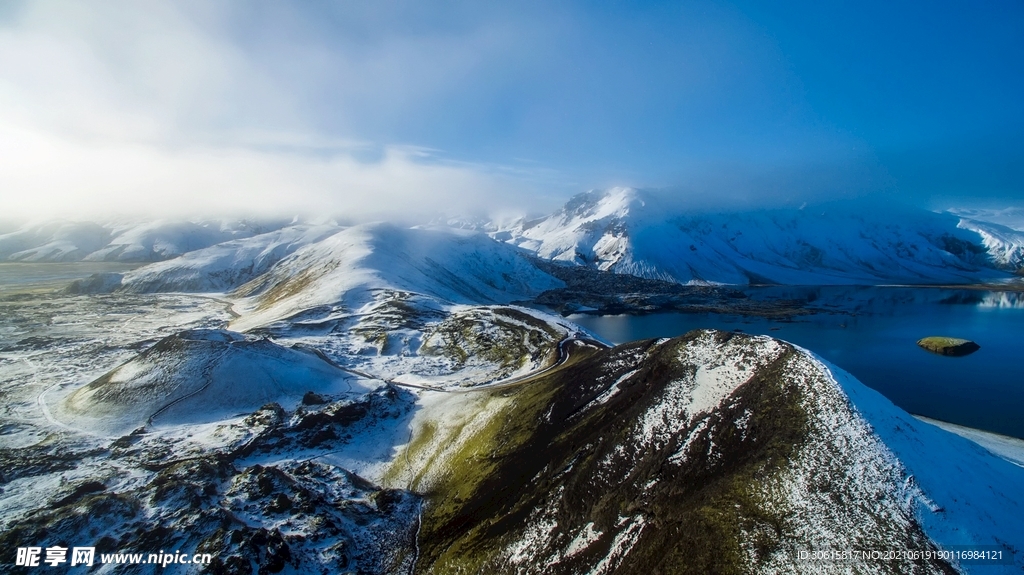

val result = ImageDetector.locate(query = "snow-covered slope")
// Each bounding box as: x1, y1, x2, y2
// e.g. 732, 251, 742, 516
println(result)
55, 328, 373, 436
230, 222, 564, 331
818, 352, 1024, 572
949, 207, 1024, 232
0, 220, 112, 262
499, 188, 1012, 285
397, 330, 1024, 574
954, 217, 1024, 271
109, 223, 343, 293
0, 218, 288, 262
82, 219, 269, 262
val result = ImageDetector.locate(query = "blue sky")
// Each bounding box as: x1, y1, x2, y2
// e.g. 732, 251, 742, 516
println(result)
1, 0, 1021, 218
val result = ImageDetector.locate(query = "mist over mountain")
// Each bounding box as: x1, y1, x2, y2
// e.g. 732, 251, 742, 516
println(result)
11, 189, 1023, 295
484, 188, 1022, 285
0, 218, 295, 263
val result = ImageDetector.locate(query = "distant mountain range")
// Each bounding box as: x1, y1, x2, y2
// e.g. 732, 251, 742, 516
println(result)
8, 190, 1023, 289
491, 188, 1024, 284
0, 218, 291, 262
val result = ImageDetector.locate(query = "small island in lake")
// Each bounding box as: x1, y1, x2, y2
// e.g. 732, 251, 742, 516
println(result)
917, 336, 981, 357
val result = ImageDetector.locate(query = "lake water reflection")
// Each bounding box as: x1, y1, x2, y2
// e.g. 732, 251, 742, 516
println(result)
568, 286, 1024, 439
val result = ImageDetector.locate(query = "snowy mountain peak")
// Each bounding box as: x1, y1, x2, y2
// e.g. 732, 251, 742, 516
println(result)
229, 222, 564, 331
953, 215, 1024, 271
500, 188, 1016, 285
559, 187, 647, 222
495, 188, 663, 271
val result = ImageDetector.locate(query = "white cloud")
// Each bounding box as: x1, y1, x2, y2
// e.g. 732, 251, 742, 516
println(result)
0, 123, 522, 219
0, 0, 548, 219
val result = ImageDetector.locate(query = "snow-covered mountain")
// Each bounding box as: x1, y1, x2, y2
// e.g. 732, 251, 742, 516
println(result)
66, 223, 343, 294
950, 207, 1024, 231
397, 330, 1024, 574
56, 328, 372, 436
228, 222, 564, 331
0, 220, 111, 262
954, 217, 1024, 271
5, 196, 1024, 574
496, 188, 1016, 285
0, 218, 291, 262
13, 193, 1022, 288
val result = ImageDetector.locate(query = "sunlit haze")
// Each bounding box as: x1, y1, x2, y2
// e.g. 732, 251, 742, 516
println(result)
1, 0, 1022, 220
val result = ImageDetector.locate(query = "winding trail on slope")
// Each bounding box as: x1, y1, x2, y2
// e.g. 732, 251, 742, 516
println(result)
145, 344, 234, 426
28, 356, 74, 431
293, 331, 606, 573
343, 334, 606, 395
449, 335, 606, 393
191, 293, 241, 320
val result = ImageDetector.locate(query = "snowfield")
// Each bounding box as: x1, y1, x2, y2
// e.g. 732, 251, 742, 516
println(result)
228, 222, 564, 331
54, 328, 376, 436
113, 224, 342, 293
494, 188, 1019, 285
818, 354, 1024, 573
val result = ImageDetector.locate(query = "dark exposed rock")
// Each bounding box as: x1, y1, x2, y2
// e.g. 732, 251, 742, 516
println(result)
530, 259, 813, 318
51, 481, 106, 508
244, 404, 286, 427
0, 444, 104, 484
301, 391, 328, 405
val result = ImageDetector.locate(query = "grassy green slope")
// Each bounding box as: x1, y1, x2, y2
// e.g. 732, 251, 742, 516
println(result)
397, 330, 953, 575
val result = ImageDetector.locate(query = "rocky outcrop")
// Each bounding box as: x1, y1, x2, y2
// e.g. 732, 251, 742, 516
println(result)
393, 330, 1021, 574
917, 336, 981, 357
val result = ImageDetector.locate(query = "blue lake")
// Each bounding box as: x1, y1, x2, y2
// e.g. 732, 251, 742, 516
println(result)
568, 286, 1024, 439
